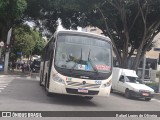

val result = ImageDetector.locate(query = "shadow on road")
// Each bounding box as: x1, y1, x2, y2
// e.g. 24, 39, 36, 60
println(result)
2, 78, 98, 107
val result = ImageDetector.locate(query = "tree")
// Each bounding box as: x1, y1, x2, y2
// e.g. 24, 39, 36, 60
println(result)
0, 0, 27, 42
96, 0, 160, 70
54, 0, 160, 70
10, 24, 43, 61
32, 33, 46, 55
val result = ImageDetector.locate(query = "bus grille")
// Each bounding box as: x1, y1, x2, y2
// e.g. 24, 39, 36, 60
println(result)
66, 81, 101, 89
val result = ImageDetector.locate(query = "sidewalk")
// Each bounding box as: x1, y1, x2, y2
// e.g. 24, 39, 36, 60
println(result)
154, 93, 160, 100
0, 69, 31, 76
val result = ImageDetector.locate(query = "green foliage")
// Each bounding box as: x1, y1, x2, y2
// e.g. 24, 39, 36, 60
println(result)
0, 0, 27, 21
32, 33, 46, 55
145, 82, 159, 87
53, 0, 160, 69
0, 0, 27, 41
10, 24, 45, 60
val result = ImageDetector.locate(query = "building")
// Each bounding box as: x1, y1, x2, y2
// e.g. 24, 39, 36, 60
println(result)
84, 26, 103, 35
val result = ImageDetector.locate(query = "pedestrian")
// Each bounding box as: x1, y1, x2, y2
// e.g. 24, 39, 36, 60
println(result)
22, 62, 26, 73
11, 61, 16, 72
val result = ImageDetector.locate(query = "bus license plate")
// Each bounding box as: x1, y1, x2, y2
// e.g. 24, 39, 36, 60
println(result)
78, 88, 88, 93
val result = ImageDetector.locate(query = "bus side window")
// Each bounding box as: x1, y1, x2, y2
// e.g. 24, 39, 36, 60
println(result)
46, 38, 55, 61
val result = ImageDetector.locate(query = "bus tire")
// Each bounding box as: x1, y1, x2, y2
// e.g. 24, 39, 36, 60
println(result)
125, 89, 131, 99
84, 96, 93, 100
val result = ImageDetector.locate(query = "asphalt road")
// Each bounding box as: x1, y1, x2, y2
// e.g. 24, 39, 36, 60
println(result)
0, 74, 160, 120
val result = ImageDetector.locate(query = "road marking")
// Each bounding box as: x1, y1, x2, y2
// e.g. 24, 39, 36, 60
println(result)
0, 86, 7, 87
26, 76, 31, 79
152, 98, 156, 101
0, 78, 13, 94
0, 75, 17, 78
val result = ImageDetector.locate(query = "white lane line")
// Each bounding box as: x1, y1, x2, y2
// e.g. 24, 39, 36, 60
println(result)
152, 98, 156, 101
0, 88, 4, 89
0, 81, 11, 84
0, 83, 8, 85
0, 75, 6, 78
0, 86, 7, 87
26, 76, 31, 79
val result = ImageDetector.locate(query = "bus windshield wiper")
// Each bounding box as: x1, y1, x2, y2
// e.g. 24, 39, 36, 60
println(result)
87, 50, 99, 74
70, 48, 82, 72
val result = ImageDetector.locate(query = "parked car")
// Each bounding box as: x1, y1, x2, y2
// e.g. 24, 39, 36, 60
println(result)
111, 67, 154, 101
30, 59, 40, 73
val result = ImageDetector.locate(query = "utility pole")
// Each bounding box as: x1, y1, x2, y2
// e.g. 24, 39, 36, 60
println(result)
4, 28, 12, 73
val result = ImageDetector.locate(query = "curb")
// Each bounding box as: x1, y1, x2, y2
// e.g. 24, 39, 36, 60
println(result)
0, 70, 31, 76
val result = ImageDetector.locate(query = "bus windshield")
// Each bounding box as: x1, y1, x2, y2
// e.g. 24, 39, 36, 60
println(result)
55, 34, 112, 73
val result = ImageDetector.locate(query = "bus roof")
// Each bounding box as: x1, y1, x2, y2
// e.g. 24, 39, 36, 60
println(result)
55, 30, 111, 42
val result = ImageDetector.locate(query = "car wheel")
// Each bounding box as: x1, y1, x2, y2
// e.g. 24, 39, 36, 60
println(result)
125, 89, 131, 99
145, 98, 151, 101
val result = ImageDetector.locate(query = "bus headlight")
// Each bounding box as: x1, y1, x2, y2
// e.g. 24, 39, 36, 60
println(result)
52, 75, 65, 84
101, 79, 112, 88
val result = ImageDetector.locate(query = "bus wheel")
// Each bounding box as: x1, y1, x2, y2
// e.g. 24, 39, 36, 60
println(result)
39, 71, 43, 86
125, 89, 131, 99
84, 96, 93, 100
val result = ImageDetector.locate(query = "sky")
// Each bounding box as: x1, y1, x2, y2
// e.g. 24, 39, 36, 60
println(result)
57, 19, 83, 31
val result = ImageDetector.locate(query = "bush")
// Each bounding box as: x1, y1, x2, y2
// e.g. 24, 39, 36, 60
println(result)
145, 82, 159, 93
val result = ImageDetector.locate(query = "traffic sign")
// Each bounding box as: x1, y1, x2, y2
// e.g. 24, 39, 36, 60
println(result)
17, 52, 22, 55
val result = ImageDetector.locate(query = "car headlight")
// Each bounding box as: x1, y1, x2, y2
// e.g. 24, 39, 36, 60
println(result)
52, 75, 65, 84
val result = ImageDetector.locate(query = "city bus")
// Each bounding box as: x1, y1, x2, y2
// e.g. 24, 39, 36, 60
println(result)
39, 30, 113, 99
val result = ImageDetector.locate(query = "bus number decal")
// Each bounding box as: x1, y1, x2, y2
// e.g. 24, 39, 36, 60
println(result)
95, 80, 102, 84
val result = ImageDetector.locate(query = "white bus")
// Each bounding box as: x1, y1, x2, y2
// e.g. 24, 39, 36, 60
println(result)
39, 30, 113, 99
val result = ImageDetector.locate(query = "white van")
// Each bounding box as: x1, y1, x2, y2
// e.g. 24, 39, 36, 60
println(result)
112, 67, 154, 101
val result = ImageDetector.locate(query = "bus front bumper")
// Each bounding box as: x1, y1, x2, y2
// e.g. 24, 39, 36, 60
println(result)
49, 81, 111, 96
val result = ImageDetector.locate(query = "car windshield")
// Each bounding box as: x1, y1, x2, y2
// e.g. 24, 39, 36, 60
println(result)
55, 34, 112, 73
126, 76, 141, 83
